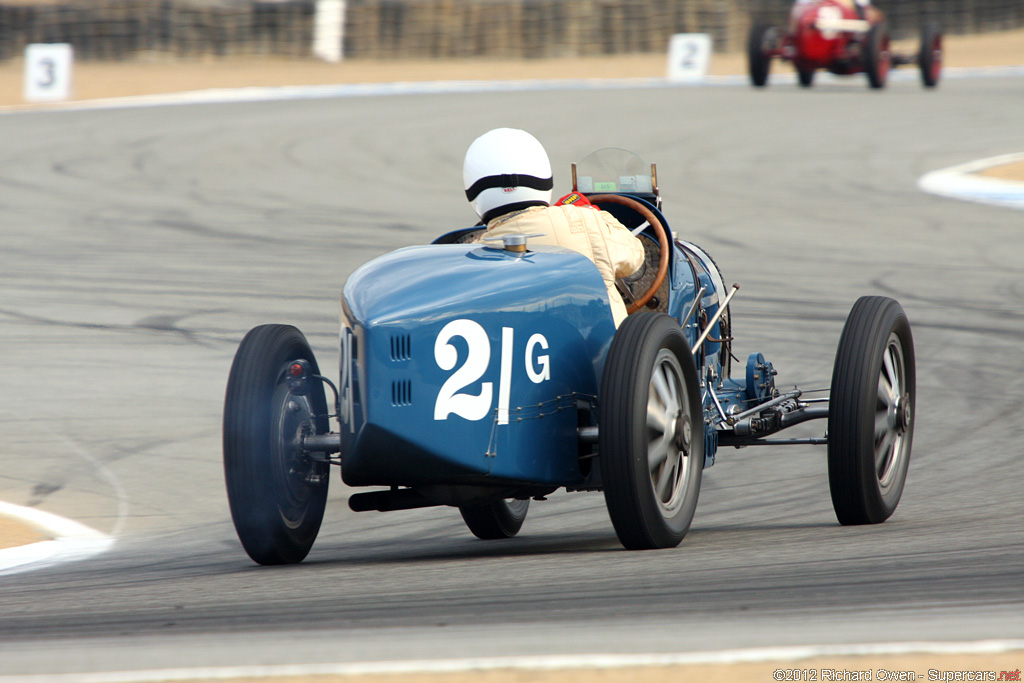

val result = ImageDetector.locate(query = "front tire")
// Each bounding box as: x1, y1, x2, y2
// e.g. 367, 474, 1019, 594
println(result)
748, 23, 774, 87
828, 297, 915, 525
601, 313, 703, 549
864, 22, 891, 89
797, 65, 815, 88
918, 23, 942, 88
460, 499, 530, 539
224, 324, 330, 564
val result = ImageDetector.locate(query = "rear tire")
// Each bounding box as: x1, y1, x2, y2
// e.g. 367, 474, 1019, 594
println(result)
797, 66, 815, 88
828, 297, 915, 525
601, 313, 703, 550
224, 324, 330, 565
864, 22, 891, 89
748, 24, 774, 87
460, 499, 530, 539
918, 23, 942, 88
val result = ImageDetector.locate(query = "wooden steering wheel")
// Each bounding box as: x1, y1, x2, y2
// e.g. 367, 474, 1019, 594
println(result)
588, 194, 670, 314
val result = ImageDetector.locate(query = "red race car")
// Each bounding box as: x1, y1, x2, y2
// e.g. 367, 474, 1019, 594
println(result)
748, 0, 942, 89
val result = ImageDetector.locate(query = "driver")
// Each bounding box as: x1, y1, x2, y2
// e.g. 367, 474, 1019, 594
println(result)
463, 128, 645, 327
833, 0, 878, 21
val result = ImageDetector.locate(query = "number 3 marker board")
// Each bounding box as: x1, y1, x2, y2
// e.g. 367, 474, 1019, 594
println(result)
24, 43, 74, 102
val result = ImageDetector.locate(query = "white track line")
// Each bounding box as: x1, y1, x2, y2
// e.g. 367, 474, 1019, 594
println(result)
919, 152, 1024, 210
0, 501, 113, 576
0, 640, 1021, 683
1, 65, 1022, 116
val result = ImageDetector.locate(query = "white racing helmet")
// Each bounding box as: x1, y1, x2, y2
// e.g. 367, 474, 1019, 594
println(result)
463, 128, 553, 223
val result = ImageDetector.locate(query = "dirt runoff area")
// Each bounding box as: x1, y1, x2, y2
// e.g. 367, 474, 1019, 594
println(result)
0, 27, 1021, 108
0, 515, 48, 548
85, 652, 1024, 683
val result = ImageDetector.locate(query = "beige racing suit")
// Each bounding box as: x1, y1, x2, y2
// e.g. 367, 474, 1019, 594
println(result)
476, 204, 645, 327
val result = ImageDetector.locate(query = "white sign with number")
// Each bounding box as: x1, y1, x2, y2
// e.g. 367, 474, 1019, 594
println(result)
24, 43, 74, 102
313, 0, 345, 63
666, 33, 711, 83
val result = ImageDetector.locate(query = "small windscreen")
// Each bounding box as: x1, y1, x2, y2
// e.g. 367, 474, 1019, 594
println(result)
575, 148, 653, 193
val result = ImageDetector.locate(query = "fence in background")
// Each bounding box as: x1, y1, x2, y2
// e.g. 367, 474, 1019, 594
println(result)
750, 0, 1024, 36
0, 0, 1021, 62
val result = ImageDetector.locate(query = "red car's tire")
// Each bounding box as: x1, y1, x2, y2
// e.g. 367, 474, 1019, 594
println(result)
919, 22, 942, 88
797, 66, 815, 88
864, 22, 891, 89
748, 23, 774, 87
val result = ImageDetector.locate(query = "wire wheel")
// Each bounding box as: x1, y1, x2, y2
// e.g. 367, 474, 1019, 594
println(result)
601, 313, 703, 549
875, 334, 911, 494
647, 350, 693, 515
828, 297, 915, 525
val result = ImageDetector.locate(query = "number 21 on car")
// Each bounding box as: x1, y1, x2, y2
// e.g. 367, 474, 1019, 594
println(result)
433, 319, 550, 425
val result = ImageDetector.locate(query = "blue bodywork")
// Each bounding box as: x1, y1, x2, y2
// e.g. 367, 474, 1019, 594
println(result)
337, 194, 743, 493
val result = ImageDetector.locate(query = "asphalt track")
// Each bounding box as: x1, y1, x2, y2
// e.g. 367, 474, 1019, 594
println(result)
0, 73, 1022, 676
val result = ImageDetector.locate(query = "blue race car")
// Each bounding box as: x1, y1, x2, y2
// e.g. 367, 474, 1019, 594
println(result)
223, 148, 916, 564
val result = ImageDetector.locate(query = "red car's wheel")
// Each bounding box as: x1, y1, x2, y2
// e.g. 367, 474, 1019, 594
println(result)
919, 23, 942, 88
747, 23, 775, 87
864, 22, 891, 89
797, 66, 815, 88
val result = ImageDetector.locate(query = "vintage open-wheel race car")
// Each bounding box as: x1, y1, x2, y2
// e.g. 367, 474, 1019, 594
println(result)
748, 0, 942, 89
223, 148, 917, 564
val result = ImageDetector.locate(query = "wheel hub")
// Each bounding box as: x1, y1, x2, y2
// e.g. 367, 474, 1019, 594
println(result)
673, 409, 690, 453
888, 393, 911, 434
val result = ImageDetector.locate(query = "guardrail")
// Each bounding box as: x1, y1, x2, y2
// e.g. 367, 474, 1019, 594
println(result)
0, 0, 1021, 62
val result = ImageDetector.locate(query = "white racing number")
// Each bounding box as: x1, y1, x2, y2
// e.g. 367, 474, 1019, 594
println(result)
434, 319, 550, 425
434, 319, 493, 422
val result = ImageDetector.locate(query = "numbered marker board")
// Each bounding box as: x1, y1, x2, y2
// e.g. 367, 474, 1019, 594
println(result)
666, 33, 711, 83
24, 43, 74, 102
312, 0, 345, 63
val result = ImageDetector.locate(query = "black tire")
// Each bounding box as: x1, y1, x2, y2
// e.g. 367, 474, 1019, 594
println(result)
797, 66, 815, 88
918, 23, 942, 88
224, 324, 330, 565
828, 297, 915, 525
748, 23, 774, 87
864, 22, 891, 89
601, 313, 704, 550
460, 499, 530, 539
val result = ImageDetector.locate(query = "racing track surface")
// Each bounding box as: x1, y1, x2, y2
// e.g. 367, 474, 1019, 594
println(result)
1, 77, 1022, 675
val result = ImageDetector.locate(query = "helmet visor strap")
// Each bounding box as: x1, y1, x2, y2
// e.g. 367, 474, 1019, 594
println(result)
465, 173, 554, 202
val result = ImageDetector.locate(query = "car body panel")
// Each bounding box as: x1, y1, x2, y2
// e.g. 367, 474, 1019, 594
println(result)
339, 243, 616, 488
782, 0, 880, 73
